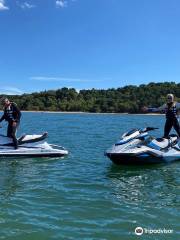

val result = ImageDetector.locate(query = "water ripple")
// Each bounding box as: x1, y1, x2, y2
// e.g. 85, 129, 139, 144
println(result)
0, 113, 179, 239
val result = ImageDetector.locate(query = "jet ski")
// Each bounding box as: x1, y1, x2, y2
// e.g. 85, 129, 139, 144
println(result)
105, 127, 180, 164
0, 132, 68, 158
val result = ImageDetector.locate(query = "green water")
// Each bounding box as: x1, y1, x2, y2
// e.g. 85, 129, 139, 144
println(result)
0, 113, 179, 239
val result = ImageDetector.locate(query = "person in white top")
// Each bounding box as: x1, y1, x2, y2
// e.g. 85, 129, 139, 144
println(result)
143, 94, 180, 138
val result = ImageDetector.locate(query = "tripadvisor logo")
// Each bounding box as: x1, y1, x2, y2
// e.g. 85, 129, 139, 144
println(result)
134, 226, 173, 235
135, 227, 143, 235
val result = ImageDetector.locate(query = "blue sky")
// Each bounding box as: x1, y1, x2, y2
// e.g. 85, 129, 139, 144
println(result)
0, 0, 180, 94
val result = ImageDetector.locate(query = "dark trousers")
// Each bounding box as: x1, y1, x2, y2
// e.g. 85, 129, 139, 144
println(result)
7, 122, 19, 149
164, 118, 180, 138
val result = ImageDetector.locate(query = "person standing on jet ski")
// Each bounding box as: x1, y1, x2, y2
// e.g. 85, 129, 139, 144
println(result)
0, 98, 21, 149
143, 94, 180, 138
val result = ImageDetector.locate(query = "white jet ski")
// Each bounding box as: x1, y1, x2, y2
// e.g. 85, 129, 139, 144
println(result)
0, 132, 68, 158
105, 127, 180, 164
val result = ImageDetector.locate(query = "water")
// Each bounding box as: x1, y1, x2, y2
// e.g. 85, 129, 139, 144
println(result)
0, 113, 179, 239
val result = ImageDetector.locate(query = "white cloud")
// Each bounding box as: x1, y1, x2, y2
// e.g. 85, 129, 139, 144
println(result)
18, 2, 35, 9
30, 76, 103, 82
0, 0, 9, 11
56, 0, 67, 8
0, 87, 23, 95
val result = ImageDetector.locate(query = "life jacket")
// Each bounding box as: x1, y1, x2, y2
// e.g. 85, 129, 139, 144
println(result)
3, 102, 21, 122
164, 102, 178, 119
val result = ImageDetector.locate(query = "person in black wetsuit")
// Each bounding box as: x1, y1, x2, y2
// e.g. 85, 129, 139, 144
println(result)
143, 94, 180, 138
0, 98, 21, 149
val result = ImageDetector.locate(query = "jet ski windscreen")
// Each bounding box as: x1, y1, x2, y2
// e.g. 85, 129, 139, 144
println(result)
124, 129, 139, 137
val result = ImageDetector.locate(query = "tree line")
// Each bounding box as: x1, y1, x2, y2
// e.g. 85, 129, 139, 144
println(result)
0, 82, 179, 113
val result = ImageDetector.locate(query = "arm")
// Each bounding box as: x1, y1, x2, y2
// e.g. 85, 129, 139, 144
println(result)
12, 103, 21, 122
146, 104, 166, 113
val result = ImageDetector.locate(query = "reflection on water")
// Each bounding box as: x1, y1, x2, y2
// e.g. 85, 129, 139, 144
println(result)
0, 158, 56, 200
0, 161, 22, 200
106, 163, 180, 208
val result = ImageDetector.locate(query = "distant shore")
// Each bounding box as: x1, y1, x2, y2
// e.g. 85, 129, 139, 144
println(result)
20, 111, 163, 115
0, 110, 164, 115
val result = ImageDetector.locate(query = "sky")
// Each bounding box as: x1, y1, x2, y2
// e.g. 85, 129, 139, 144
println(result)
0, 0, 180, 94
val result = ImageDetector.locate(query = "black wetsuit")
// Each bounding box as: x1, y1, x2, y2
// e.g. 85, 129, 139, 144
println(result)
164, 103, 180, 138
0, 102, 21, 149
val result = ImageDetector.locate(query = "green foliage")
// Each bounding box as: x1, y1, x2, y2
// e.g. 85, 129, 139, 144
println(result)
0, 83, 179, 113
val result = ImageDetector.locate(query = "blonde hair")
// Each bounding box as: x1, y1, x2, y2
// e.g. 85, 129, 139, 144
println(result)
167, 94, 174, 101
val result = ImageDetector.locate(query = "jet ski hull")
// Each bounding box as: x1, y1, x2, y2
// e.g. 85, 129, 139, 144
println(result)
0, 150, 68, 158
0, 153, 67, 158
0, 152, 68, 158
106, 153, 165, 165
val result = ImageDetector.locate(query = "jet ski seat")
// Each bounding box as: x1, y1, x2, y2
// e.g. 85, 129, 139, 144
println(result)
156, 138, 165, 142
151, 138, 170, 149
18, 132, 48, 145
151, 135, 178, 150
0, 132, 48, 147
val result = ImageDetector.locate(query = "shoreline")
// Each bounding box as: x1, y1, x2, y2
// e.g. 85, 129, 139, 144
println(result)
20, 111, 164, 115
0, 110, 164, 115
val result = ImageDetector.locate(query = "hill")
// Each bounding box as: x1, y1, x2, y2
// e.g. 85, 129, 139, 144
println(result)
0, 82, 179, 113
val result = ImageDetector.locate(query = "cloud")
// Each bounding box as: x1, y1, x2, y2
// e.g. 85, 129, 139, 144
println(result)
0, 87, 23, 95
0, 0, 9, 11
30, 76, 103, 82
18, 1, 35, 9
56, 0, 67, 8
